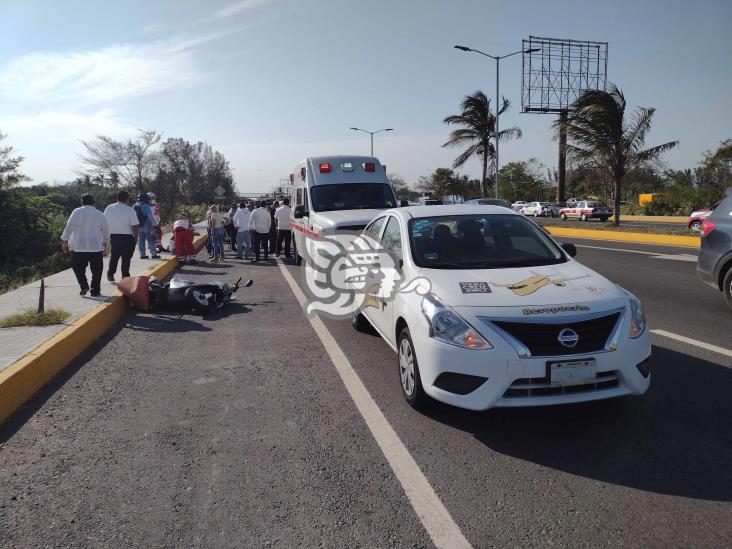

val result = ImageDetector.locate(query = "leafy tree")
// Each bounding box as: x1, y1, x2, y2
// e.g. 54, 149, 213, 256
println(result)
79, 129, 162, 192
696, 139, 732, 192
555, 84, 678, 225
388, 173, 419, 201
443, 90, 521, 197
0, 132, 28, 190
498, 159, 552, 202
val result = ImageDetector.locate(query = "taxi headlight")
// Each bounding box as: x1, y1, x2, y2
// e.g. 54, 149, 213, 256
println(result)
420, 293, 492, 350
629, 297, 646, 338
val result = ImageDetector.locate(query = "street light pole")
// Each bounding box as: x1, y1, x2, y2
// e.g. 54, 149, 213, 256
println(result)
495, 56, 500, 199
349, 127, 394, 157
454, 45, 540, 199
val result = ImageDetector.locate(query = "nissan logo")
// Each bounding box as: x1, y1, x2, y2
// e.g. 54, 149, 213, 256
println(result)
557, 328, 580, 348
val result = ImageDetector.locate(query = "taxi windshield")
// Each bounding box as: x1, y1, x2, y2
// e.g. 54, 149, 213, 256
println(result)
310, 183, 396, 212
408, 214, 567, 269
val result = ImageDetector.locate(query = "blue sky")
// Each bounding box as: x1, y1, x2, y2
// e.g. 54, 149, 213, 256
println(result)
1, 0, 730, 192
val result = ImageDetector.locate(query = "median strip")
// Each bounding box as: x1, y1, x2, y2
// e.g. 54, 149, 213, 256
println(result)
542, 226, 700, 248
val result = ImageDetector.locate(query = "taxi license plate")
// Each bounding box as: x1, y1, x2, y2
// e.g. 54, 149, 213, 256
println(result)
548, 359, 597, 387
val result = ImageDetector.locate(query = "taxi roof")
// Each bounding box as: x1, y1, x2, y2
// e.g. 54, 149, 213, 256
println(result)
391, 204, 519, 219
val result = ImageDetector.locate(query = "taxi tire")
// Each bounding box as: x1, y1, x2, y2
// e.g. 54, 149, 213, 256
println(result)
560, 213, 568, 220
398, 327, 430, 410
580, 213, 588, 221
723, 268, 732, 310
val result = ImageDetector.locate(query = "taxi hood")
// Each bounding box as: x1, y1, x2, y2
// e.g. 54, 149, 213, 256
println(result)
420, 261, 625, 310
314, 209, 384, 231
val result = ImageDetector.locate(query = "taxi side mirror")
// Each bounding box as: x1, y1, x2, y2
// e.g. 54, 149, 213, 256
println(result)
294, 205, 308, 219
561, 242, 577, 257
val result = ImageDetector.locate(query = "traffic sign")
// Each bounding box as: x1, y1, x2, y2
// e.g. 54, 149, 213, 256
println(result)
214, 185, 225, 196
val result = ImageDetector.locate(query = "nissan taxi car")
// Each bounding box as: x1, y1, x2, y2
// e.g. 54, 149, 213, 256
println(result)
353, 205, 651, 410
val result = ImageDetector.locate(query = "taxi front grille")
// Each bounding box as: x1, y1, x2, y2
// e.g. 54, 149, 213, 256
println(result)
492, 312, 621, 357
503, 370, 619, 398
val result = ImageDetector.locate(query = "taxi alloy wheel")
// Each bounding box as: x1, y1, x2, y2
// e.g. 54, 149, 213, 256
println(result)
560, 213, 568, 220
581, 213, 588, 221
398, 327, 429, 409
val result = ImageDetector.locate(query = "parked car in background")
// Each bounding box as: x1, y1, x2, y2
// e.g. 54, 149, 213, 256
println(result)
560, 200, 613, 222
465, 198, 512, 209
511, 200, 527, 212
688, 201, 720, 231
520, 201, 552, 217
565, 197, 580, 207
697, 189, 732, 309
544, 203, 561, 217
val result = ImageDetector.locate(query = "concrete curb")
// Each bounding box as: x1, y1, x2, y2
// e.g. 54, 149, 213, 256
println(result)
0, 232, 208, 424
543, 226, 700, 248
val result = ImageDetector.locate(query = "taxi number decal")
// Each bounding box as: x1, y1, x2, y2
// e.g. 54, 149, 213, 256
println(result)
459, 282, 492, 294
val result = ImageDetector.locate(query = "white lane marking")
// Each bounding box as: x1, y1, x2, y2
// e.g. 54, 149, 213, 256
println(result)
278, 262, 472, 549
573, 243, 698, 261
652, 329, 732, 358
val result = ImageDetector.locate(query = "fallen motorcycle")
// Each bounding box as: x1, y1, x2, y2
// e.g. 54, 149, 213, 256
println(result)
118, 275, 253, 313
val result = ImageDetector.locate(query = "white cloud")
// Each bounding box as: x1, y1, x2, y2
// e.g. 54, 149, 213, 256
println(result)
0, 29, 242, 106
1, 109, 135, 136
214, 0, 274, 18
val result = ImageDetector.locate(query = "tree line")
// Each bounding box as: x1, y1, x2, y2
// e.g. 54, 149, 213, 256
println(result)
0, 130, 236, 293
390, 85, 730, 224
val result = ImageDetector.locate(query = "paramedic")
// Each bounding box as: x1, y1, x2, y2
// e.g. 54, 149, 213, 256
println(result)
233, 202, 253, 259
61, 193, 111, 297
103, 190, 139, 281
248, 201, 272, 262
274, 198, 292, 258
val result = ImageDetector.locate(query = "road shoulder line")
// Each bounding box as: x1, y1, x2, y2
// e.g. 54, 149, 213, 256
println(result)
651, 329, 732, 358
277, 262, 472, 549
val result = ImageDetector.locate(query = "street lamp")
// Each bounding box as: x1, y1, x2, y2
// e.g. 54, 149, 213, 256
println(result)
349, 127, 394, 156
454, 45, 540, 199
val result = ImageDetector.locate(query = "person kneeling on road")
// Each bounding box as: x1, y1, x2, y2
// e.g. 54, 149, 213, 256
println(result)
173, 219, 197, 264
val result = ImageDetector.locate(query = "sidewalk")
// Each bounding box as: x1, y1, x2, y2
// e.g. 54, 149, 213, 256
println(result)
0, 227, 204, 373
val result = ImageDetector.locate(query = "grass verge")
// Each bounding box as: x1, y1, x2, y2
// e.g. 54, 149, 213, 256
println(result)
534, 219, 691, 236
0, 308, 72, 328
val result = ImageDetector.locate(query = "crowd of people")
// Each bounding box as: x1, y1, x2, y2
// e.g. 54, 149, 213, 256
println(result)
205, 199, 292, 263
59, 191, 292, 297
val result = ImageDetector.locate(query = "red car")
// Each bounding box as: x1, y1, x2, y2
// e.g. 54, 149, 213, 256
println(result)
688, 202, 720, 232
559, 200, 613, 221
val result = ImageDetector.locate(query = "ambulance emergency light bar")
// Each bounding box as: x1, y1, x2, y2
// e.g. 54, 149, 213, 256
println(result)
318, 162, 376, 173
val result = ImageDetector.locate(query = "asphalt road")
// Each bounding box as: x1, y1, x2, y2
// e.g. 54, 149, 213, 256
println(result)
1, 240, 731, 548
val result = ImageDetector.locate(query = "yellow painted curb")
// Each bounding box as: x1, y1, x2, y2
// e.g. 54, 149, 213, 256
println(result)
543, 226, 700, 248
620, 215, 687, 223
0, 231, 208, 424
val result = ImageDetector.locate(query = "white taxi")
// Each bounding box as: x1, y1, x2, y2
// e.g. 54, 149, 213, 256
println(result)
353, 205, 651, 410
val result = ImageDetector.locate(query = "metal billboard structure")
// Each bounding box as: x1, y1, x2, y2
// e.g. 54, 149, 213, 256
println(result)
521, 36, 608, 201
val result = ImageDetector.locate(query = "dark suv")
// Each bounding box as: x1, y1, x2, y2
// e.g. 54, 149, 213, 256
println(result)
697, 187, 732, 309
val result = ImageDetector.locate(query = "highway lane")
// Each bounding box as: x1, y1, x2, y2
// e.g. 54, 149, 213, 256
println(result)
280, 240, 732, 547
1, 241, 730, 547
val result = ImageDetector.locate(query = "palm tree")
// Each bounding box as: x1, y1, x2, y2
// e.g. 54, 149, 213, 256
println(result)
555, 84, 678, 226
443, 91, 521, 197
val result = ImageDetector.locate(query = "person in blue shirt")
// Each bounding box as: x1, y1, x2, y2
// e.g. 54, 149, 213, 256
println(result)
133, 193, 160, 259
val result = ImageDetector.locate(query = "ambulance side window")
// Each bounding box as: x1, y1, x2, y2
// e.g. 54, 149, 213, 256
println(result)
303, 187, 309, 212
296, 188, 303, 206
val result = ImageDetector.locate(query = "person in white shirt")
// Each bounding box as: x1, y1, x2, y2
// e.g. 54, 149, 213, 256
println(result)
274, 198, 293, 258
248, 201, 272, 261
103, 190, 139, 281
233, 202, 253, 259
61, 193, 111, 296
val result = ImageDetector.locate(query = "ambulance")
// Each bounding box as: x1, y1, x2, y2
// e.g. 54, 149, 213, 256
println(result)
289, 155, 400, 264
